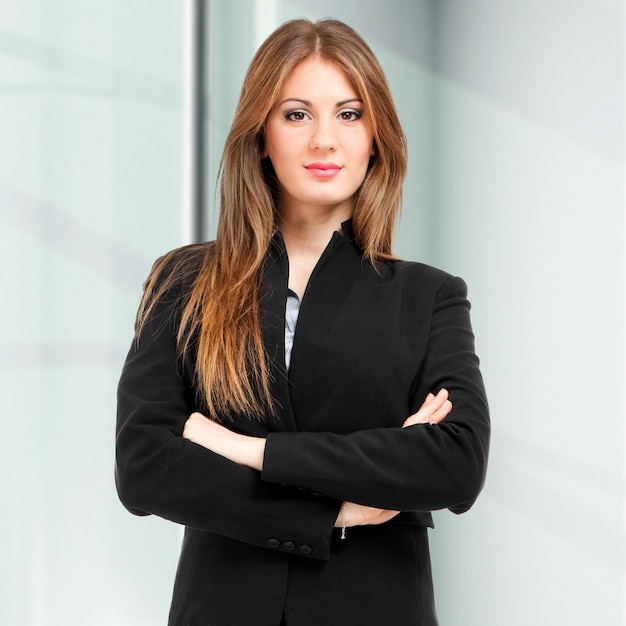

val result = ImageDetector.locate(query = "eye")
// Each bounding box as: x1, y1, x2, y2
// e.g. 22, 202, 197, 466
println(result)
284, 109, 309, 122
338, 109, 362, 122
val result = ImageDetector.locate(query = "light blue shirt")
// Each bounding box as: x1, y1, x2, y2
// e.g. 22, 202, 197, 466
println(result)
284, 289, 300, 370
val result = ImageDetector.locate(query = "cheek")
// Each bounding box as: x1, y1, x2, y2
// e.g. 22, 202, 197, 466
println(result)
354, 131, 375, 162
264, 129, 295, 165
358, 139, 375, 169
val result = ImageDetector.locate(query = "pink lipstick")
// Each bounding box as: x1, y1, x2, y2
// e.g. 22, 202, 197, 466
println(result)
305, 162, 342, 179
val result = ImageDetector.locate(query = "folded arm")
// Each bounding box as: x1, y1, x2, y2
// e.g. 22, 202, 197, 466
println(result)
183, 276, 489, 515
115, 290, 340, 560
182, 388, 453, 528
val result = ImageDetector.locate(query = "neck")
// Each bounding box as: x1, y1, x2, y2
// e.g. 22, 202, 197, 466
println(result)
278, 207, 351, 298
279, 217, 341, 256
278, 203, 352, 257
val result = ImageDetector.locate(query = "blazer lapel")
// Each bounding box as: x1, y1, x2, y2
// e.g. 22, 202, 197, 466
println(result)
286, 223, 364, 420
260, 232, 297, 432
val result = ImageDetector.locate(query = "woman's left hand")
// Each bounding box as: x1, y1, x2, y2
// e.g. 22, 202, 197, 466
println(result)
183, 412, 266, 471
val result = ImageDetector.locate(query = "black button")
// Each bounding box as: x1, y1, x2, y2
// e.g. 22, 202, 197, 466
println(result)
282, 541, 296, 551
298, 544, 312, 555
266, 538, 280, 549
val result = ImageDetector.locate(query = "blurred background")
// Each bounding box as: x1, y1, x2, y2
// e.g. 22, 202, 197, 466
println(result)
1, 1, 624, 624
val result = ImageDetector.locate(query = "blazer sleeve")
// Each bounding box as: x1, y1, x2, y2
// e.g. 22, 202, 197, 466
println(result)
115, 288, 340, 560
261, 275, 490, 514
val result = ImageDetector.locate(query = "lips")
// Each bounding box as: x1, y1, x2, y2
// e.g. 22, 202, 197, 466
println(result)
305, 162, 342, 179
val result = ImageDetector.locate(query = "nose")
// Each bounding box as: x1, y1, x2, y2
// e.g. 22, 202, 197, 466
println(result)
309, 118, 336, 151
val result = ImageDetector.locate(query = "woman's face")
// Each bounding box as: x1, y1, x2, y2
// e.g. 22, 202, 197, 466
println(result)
263, 57, 374, 219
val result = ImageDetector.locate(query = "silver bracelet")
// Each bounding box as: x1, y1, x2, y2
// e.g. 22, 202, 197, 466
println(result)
340, 502, 347, 540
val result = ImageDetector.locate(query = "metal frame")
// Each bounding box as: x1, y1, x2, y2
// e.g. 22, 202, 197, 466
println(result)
182, 0, 206, 243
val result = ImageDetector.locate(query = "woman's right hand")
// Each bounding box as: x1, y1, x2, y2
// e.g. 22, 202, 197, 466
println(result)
334, 389, 453, 529
402, 388, 452, 427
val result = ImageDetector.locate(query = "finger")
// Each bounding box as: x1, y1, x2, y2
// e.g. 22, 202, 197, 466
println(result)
425, 389, 449, 415
423, 388, 448, 410
428, 399, 452, 424
430, 388, 449, 404
376, 508, 400, 519
403, 389, 450, 427
358, 506, 400, 526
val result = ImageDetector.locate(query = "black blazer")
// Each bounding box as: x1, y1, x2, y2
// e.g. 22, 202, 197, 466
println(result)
116, 221, 490, 625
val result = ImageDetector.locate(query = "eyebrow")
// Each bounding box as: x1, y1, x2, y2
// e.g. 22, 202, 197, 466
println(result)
277, 97, 363, 107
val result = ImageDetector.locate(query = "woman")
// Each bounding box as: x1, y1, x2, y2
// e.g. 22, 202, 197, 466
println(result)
116, 18, 490, 626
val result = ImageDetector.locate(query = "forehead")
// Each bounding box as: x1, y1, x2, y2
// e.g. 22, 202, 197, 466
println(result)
279, 57, 358, 98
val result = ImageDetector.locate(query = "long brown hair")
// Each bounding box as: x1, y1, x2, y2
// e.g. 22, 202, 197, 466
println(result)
137, 18, 408, 421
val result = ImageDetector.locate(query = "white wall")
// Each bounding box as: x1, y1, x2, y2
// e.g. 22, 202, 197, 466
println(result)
428, 2, 625, 625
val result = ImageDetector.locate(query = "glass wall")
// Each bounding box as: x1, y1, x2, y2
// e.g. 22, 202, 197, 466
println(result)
1, 2, 184, 624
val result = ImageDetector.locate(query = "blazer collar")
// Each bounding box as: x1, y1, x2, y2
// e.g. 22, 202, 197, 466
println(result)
260, 220, 365, 430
